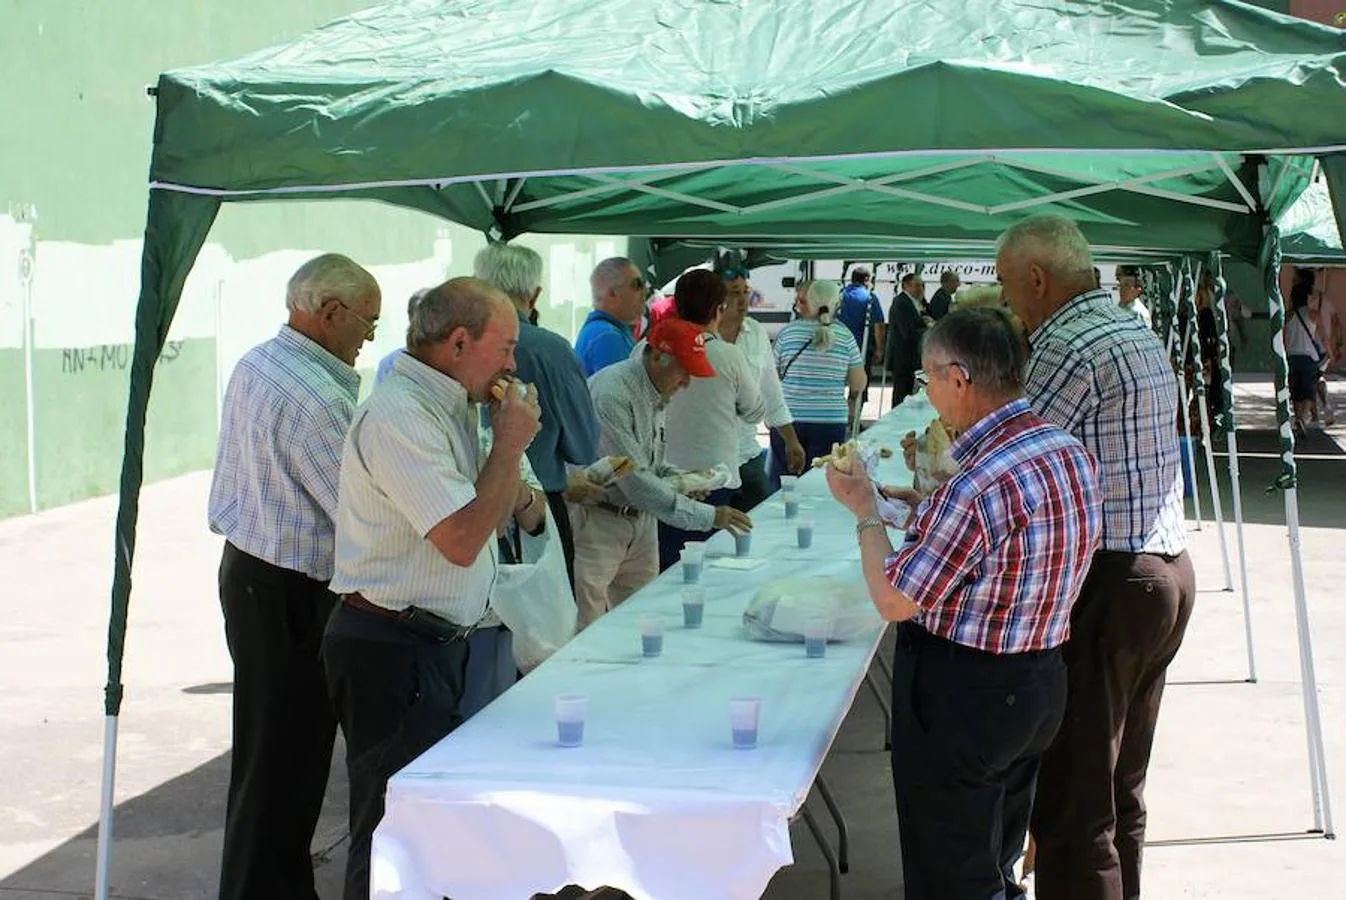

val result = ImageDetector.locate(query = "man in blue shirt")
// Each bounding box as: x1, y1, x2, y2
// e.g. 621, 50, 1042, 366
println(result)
475, 243, 600, 585
574, 257, 646, 376
838, 266, 887, 367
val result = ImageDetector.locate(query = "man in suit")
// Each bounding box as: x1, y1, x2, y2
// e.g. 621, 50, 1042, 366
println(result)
887, 272, 928, 407
928, 270, 959, 321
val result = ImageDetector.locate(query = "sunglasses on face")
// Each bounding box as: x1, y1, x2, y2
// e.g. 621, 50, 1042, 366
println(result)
720, 267, 750, 281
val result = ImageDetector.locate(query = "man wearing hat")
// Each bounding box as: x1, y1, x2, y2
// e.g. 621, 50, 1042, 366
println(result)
571, 319, 753, 626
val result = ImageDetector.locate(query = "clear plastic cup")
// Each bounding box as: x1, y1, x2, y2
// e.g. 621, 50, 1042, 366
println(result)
783, 496, 800, 520
680, 545, 704, 584
682, 588, 706, 629
734, 530, 753, 558
555, 693, 587, 747
639, 615, 664, 657
730, 696, 761, 749
804, 617, 831, 659
796, 519, 815, 550
779, 475, 798, 494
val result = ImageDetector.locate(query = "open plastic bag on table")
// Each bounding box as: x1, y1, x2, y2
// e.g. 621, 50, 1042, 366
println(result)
743, 577, 880, 643
490, 507, 577, 672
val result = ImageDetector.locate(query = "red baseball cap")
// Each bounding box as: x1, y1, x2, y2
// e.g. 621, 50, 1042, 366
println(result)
647, 319, 716, 378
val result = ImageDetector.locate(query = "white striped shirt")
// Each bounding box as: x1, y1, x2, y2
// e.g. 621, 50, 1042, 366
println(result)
1026, 290, 1186, 555
330, 352, 498, 625
208, 326, 359, 580
730, 316, 794, 463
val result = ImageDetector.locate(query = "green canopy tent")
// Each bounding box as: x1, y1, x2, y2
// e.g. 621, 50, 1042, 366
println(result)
100, 0, 1346, 894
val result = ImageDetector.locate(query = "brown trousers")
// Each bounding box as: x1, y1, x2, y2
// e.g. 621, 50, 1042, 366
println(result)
1031, 549, 1196, 900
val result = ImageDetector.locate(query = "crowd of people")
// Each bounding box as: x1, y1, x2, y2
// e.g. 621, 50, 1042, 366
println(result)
208, 213, 1198, 900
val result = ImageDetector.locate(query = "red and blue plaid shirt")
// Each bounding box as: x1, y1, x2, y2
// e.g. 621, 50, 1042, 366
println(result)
885, 399, 1102, 654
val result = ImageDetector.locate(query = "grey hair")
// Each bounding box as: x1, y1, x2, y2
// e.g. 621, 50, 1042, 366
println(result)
473, 242, 543, 302
408, 276, 508, 351
994, 214, 1095, 284
805, 280, 840, 351
922, 305, 1025, 397
590, 256, 636, 300
285, 253, 378, 313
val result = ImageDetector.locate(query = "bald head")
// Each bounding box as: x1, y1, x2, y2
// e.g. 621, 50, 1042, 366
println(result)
995, 214, 1097, 332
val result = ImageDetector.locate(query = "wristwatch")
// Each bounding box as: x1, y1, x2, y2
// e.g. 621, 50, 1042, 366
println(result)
855, 516, 885, 537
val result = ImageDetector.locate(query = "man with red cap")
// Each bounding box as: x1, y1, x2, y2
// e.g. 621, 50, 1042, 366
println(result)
571, 319, 753, 626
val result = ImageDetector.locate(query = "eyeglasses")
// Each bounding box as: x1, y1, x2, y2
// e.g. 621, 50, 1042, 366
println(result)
720, 267, 750, 281
336, 299, 378, 340
915, 360, 971, 387
628, 276, 647, 291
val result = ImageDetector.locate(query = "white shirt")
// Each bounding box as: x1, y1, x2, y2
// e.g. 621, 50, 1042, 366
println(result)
652, 336, 766, 489
1122, 298, 1152, 329
730, 316, 793, 464
1286, 308, 1320, 358
330, 352, 497, 625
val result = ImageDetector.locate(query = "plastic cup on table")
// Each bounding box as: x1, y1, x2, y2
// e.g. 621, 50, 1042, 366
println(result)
784, 495, 800, 520
804, 617, 831, 659
682, 588, 706, 629
734, 530, 753, 558
780, 475, 798, 494
796, 519, 815, 550
639, 615, 664, 658
680, 545, 704, 584
730, 696, 761, 750
555, 694, 587, 747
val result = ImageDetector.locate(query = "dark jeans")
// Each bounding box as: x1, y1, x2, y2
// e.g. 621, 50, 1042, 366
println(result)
322, 602, 471, 900
732, 450, 773, 512
889, 367, 917, 409
218, 543, 337, 900
657, 487, 734, 572
1031, 550, 1196, 900
891, 623, 1066, 900
769, 421, 847, 489
545, 489, 577, 588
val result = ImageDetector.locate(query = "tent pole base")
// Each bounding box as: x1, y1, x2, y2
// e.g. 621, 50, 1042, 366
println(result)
94, 714, 119, 900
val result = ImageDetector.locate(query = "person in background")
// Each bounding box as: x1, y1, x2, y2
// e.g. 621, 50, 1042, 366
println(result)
1195, 271, 1223, 429
324, 277, 542, 899
773, 280, 867, 472
928, 269, 960, 320
718, 264, 806, 509
826, 305, 1101, 900
657, 270, 766, 568
574, 257, 646, 376
837, 265, 887, 366
573, 320, 752, 625
1115, 265, 1152, 329
1287, 268, 1326, 433
473, 243, 600, 584
646, 291, 677, 330
208, 253, 381, 900
886, 272, 928, 407
996, 214, 1194, 900
376, 288, 430, 385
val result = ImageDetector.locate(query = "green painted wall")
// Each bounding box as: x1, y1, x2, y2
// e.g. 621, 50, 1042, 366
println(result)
0, 350, 29, 518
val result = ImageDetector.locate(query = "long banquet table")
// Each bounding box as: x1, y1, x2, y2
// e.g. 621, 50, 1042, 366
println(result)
370, 396, 940, 900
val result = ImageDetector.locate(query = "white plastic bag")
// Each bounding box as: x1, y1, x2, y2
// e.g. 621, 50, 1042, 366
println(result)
742, 577, 881, 643
490, 508, 577, 672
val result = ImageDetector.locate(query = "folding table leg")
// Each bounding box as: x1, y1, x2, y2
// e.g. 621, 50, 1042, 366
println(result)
864, 667, 892, 751
814, 775, 850, 874
801, 802, 843, 900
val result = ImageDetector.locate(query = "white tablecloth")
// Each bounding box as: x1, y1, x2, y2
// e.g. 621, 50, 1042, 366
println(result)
371, 397, 939, 900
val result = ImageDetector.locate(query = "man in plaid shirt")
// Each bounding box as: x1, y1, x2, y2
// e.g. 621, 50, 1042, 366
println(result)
827, 306, 1101, 900
998, 215, 1196, 900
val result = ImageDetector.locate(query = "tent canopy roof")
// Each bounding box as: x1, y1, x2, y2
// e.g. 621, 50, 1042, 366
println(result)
150, 0, 1346, 258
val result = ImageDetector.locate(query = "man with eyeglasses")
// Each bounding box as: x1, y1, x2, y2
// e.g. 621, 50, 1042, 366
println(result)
575, 257, 648, 377
207, 253, 381, 900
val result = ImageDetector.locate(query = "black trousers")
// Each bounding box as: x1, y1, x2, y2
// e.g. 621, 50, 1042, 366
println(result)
218, 542, 338, 900
1031, 550, 1195, 900
545, 489, 578, 588
732, 450, 773, 512
891, 623, 1066, 900
322, 601, 471, 900
889, 367, 917, 409
769, 421, 847, 484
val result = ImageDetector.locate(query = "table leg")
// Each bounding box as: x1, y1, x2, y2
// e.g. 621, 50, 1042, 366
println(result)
801, 802, 843, 900
814, 775, 850, 874
864, 667, 892, 751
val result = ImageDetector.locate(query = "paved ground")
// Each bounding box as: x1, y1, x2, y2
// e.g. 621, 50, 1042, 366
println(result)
2, 377, 1345, 899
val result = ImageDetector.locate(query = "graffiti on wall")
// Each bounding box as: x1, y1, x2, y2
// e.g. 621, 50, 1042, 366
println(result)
59, 340, 184, 374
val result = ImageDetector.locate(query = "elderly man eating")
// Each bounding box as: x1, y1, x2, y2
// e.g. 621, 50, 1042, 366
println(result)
826, 306, 1101, 900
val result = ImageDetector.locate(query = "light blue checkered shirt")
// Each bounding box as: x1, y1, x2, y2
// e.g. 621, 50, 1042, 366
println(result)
208, 326, 361, 580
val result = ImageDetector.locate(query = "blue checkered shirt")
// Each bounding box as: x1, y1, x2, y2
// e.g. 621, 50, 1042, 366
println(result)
1025, 290, 1186, 555
208, 326, 360, 580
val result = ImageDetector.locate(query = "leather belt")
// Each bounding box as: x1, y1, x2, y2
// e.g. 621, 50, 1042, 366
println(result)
342, 592, 399, 619
341, 592, 475, 643
593, 501, 641, 519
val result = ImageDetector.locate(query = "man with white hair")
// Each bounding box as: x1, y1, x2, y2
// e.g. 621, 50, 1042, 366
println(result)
996, 214, 1194, 900
574, 256, 647, 377
474, 242, 600, 584
1115, 265, 1152, 329
323, 277, 542, 899
207, 253, 380, 900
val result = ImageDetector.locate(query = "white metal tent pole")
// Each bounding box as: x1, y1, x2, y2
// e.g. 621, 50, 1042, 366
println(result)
94, 715, 119, 900
1181, 258, 1234, 589
1208, 252, 1256, 680
1260, 221, 1333, 836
